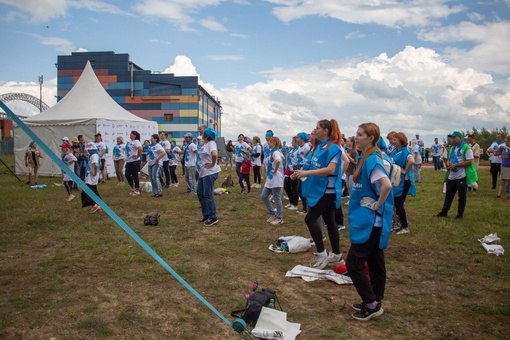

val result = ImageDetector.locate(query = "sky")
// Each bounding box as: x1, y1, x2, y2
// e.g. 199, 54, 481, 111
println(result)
0, 0, 509, 146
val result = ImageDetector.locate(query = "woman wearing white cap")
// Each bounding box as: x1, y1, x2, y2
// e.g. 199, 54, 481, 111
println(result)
81, 142, 102, 213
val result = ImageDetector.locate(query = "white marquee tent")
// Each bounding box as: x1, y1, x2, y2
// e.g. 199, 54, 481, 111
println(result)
14, 61, 158, 177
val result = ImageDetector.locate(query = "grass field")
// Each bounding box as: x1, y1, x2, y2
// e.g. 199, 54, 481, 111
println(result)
1, 156, 509, 339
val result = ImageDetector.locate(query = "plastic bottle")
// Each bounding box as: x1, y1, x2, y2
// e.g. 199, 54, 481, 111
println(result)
280, 241, 289, 252
267, 298, 275, 309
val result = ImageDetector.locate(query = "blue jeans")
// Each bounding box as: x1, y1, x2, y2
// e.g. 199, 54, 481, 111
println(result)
185, 166, 197, 193
261, 186, 283, 219
197, 173, 219, 220
149, 164, 162, 195
433, 156, 441, 170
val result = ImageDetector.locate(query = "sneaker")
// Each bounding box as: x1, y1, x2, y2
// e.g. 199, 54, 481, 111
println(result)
204, 218, 218, 226
311, 251, 330, 269
298, 210, 307, 216
26, 181, 31, 185
352, 302, 384, 321
164, 185, 170, 189
90, 205, 102, 214
266, 215, 277, 223
270, 218, 284, 225
352, 302, 364, 312
454, 214, 463, 219
199, 216, 208, 223
396, 228, 410, 234
337, 224, 346, 231
435, 212, 447, 217
284, 203, 292, 209
328, 253, 344, 266
66, 194, 75, 202
288, 205, 298, 211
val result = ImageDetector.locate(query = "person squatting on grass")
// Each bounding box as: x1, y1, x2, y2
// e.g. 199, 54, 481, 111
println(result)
197, 128, 221, 226
346, 122, 394, 321
125, 130, 143, 197
147, 134, 166, 197
61, 142, 77, 202
293, 119, 344, 269
261, 136, 285, 225
81, 142, 102, 213
436, 131, 477, 218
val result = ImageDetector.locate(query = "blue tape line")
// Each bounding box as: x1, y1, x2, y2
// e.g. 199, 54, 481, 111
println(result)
1, 101, 233, 328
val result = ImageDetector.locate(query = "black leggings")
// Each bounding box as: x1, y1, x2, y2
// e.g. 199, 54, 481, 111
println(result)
253, 165, 261, 184
490, 162, 501, 189
161, 160, 170, 186
305, 193, 340, 254
283, 176, 299, 206
170, 165, 178, 184
125, 160, 141, 189
394, 179, 411, 229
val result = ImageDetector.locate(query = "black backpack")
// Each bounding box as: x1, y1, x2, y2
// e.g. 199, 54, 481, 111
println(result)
231, 288, 281, 326
144, 214, 160, 226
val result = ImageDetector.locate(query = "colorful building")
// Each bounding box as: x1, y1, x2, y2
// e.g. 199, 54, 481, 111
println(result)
57, 51, 222, 139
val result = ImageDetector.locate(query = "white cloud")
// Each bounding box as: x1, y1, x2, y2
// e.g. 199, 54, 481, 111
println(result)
150, 39, 172, 45
30, 34, 76, 53
162, 55, 199, 77
199, 17, 227, 32
345, 31, 367, 40
216, 45, 509, 144
0, 78, 57, 116
268, 0, 465, 28
0, 0, 128, 22
467, 12, 484, 22
417, 21, 510, 74
229, 33, 250, 39
133, 0, 222, 30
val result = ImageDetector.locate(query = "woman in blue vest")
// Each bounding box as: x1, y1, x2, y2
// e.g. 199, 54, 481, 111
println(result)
390, 132, 416, 234
293, 119, 343, 269
347, 122, 393, 321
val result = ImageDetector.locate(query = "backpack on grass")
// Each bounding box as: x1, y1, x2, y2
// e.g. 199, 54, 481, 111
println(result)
231, 287, 282, 326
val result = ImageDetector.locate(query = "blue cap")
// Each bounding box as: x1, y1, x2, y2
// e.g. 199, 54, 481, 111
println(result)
265, 130, 274, 137
297, 132, 309, 143
377, 136, 388, 152
204, 127, 216, 140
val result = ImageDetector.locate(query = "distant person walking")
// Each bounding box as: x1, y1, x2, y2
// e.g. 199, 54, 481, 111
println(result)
487, 134, 504, 190
81, 142, 102, 213
25, 141, 44, 185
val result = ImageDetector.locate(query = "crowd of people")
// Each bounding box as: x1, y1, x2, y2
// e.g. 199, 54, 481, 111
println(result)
24, 124, 510, 321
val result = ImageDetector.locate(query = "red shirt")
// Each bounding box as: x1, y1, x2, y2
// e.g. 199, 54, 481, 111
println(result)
241, 159, 252, 174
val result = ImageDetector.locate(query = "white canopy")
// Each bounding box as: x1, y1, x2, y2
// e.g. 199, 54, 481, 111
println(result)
14, 61, 157, 177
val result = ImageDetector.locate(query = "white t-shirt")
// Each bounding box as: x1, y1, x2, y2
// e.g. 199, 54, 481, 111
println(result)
96, 141, 106, 160
252, 144, 262, 166
125, 139, 142, 163
448, 145, 473, 180
431, 143, 443, 157
234, 141, 251, 163
296, 143, 311, 166
85, 153, 100, 185
413, 145, 422, 165
63, 153, 77, 181
148, 143, 165, 166
184, 142, 198, 167
160, 140, 171, 162
112, 143, 126, 161
264, 150, 284, 188
169, 145, 181, 166
489, 141, 503, 163
198, 141, 221, 178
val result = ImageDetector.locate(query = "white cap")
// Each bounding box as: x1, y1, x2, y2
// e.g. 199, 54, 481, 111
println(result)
62, 137, 69, 141
85, 142, 97, 150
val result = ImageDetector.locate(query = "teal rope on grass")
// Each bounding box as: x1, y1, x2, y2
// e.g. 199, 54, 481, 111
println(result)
1, 101, 234, 329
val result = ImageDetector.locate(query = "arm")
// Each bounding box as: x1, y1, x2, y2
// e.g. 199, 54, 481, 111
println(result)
294, 160, 337, 179
375, 176, 392, 210
402, 155, 414, 174
341, 152, 349, 175
206, 150, 218, 169
90, 161, 98, 177
135, 146, 142, 159
448, 159, 473, 170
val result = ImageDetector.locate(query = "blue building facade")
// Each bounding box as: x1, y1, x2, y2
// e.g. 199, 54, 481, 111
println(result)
57, 51, 222, 139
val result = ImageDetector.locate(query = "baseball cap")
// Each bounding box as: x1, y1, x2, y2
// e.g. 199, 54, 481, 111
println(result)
85, 142, 98, 150
60, 142, 72, 149
448, 131, 463, 138
62, 136, 69, 141
184, 133, 193, 138
169, 138, 176, 143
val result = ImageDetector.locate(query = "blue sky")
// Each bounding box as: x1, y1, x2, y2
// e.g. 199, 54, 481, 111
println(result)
1, 0, 509, 146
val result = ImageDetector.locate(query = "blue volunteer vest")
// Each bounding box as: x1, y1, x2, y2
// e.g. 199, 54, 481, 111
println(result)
348, 151, 393, 249
391, 146, 416, 197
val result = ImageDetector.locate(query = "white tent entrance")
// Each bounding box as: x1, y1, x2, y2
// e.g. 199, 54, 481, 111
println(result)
14, 61, 157, 177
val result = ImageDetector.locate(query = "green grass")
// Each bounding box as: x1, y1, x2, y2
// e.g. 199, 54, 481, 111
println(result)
0, 155, 509, 339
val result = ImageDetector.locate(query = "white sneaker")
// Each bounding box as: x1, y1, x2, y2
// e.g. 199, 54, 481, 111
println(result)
284, 203, 292, 209
270, 218, 284, 225
66, 194, 75, 202
266, 215, 277, 223
283, 195, 289, 200
312, 251, 329, 269
288, 205, 298, 211
328, 253, 344, 266
337, 224, 346, 231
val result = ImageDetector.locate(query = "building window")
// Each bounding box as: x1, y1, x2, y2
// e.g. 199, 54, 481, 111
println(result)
164, 113, 173, 121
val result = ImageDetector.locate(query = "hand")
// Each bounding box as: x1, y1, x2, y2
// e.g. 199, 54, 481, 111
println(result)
360, 197, 379, 211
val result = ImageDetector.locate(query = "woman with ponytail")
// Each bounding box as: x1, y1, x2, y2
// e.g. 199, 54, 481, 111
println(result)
293, 119, 344, 269
346, 122, 393, 321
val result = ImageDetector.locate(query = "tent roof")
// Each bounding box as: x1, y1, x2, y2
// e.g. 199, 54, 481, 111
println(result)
24, 61, 148, 124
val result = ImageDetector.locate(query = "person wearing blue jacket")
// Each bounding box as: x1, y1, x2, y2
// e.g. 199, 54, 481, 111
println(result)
347, 122, 393, 321
293, 119, 344, 269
